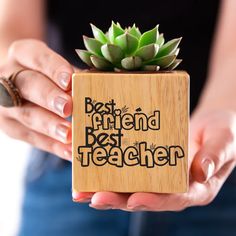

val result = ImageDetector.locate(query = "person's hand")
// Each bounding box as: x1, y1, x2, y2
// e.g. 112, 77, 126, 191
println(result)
74, 109, 236, 211
0, 39, 74, 161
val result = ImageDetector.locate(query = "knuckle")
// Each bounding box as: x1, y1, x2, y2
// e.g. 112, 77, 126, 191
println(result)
8, 39, 43, 57
32, 51, 50, 70
11, 124, 30, 142
22, 129, 35, 145
18, 71, 44, 101
8, 40, 21, 57
16, 70, 35, 100
221, 127, 234, 143
41, 120, 51, 137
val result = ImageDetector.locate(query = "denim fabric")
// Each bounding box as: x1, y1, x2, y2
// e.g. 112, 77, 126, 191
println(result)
18, 148, 236, 236
18, 149, 132, 236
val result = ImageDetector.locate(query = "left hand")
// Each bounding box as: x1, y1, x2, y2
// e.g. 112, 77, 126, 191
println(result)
74, 109, 236, 211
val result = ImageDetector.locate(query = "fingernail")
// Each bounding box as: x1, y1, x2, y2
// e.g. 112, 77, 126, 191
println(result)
89, 204, 113, 210
72, 190, 93, 202
201, 159, 215, 182
127, 205, 148, 211
58, 72, 71, 89
53, 97, 69, 116
55, 124, 71, 142
64, 150, 72, 161
74, 198, 91, 203
72, 190, 80, 200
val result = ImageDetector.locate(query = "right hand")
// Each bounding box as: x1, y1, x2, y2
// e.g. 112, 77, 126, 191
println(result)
0, 39, 74, 161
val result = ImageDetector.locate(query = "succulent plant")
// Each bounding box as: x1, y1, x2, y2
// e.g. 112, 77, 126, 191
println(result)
76, 21, 182, 71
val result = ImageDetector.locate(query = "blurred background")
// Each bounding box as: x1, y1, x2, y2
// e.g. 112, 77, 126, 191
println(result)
0, 132, 29, 236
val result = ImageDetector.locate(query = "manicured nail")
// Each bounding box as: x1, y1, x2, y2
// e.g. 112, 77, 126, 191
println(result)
53, 97, 69, 116
58, 72, 71, 89
127, 205, 148, 211
201, 159, 215, 182
74, 198, 91, 203
55, 124, 71, 142
64, 150, 72, 161
89, 204, 113, 210
72, 190, 94, 202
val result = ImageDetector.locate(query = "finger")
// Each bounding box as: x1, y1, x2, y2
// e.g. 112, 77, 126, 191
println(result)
0, 116, 72, 161
127, 160, 236, 212
72, 191, 95, 203
191, 124, 236, 183
15, 70, 72, 117
126, 182, 206, 211
5, 102, 71, 144
90, 192, 130, 210
8, 39, 73, 90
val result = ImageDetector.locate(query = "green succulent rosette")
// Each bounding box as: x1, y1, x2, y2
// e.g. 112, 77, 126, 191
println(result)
76, 21, 182, 71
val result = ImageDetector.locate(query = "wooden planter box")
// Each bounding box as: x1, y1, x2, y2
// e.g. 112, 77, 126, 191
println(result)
72, 71, 189, 193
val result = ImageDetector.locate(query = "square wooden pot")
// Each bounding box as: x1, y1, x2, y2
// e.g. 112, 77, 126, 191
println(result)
72, 71, 189, 193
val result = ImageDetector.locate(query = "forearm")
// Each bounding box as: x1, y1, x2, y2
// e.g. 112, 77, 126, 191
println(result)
0, 0, 45, 62
197, 0, 236, 113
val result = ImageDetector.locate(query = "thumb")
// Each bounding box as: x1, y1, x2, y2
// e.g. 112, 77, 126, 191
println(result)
191, 128, 235, 183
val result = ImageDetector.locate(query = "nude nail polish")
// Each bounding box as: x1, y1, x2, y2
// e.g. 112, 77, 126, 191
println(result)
201, 159, 215, 182
74, 198, 91, 203
55, 124, 70, 142
58, 72, 71, 89
53, 96, 68, 116
89, 204, 113, 210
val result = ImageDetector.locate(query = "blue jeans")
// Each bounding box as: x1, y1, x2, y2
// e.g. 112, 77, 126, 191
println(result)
18, 149, 132, 236
18, 148, 236, 236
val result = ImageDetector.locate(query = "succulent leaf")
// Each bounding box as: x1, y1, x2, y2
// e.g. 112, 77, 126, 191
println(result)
121, 56, 142, 70
75, 49, 93, 67
135, 43, 159, 61
115, 32, 139, 55
83, 36, 103, 56
172, 48, 180, 57
101, 44, 124, 64
116, 22, 124, 30
147, 55, 176, 68
128, 24, 142, 39
166, 59, 182, 70
108, 21, 124, 43
142, 65, 160, 71
90, 55, 112, 70
90, 24, 108, 44
156, 33, 165, 47
77, 22, 182, 71
156, 37, 182, 58
139, 25, 159, 48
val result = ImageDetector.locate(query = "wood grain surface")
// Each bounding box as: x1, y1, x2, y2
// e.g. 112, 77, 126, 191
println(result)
72, 71, 189, 193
